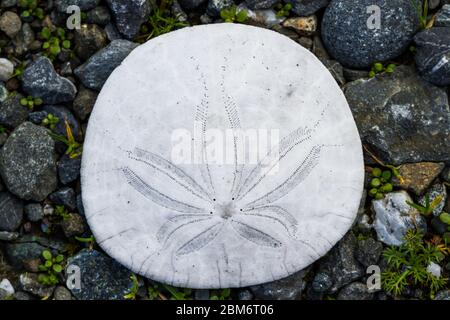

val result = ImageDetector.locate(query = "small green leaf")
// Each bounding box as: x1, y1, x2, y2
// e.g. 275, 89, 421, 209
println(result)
53, 264, 63, 273
62, 40, 71, 49
42, 250, 52, 260
440, 212, 450, 225
44, 260, 52, 268
55, 254, 64, 263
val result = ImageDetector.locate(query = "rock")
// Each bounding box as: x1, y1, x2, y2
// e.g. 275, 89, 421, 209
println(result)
72, 86, 98, 120
75, 24, 108, 61
393, 162, 445, 195
0, 192, 23, 231
0, 58, 13, 81
0, 231, 19, 241
56, 0, 100, 12
13, 23, 34, 56
42, 105, 82, 141
179, 0, 208, 10
66, 249, 134, 300
74, 40, 139, 91
61, 213, 85, 238
106, 0, 150, 39
0, 83, 8, 103
355, 237, 383, 267
194, 289, 209, 300
311, 272, 333, 293
0, 11, 21, 38
337, 282, 374, 300
237, 289, 253, 300
435, 290, 450, 300
343, 68, 369, 82
86, 6, 111, 26
443, 167, 450, 183
435, 4, 450, 27
0, 279, 14, 297
427, 262, 442, 278
250, 268, 310, 299
104, 22, 122, 41
414, 27, 450, 87
0, 122, 57, 201
286, 0, 329, 16
321, 59, 345, 86
53, 286, 72, 300
19, 273, 55, 298
24, 203, 43, 222
322, 0, 419, 68
317, 232, 364, 293
418, 183, 447, 217
4, 242, 46, 269
245, 7, 285, 27
344, 66, 450, 164
13, 291, 34, 300
58, 155, 81, 185
282, 16, 317, 35
431, 215, 449, 235
22, 57, 77, 104
0, 94, 30, 129
207, 0, 234, 16
28, 111, 47, 125
245, 0, 278, 10
372, 191, 427, 246
49, 187, 76, 211
0, 0, 17, 8
172, 0, 188, 22
76, 194, 85, 216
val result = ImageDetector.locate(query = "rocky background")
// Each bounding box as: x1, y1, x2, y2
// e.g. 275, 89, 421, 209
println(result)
0, 0, 449, 300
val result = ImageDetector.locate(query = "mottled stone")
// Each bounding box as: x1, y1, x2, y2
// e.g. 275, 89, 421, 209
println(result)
49, 187, 76, 211
86, 6, 111, 26
418, 183, 447, 217
286, 0, 328, 16
0, 192, 22, 231
58, 155, 81, 185
24, 203, 43, 222
0, 58, 14, 81
355, 237, 383, 267
337, 282, 374, 300
0, 94, 30, 129
435, 4, 450, 27
282, 16, 317, 35
245, 0, 277, 10
61, 213, 85, 237
106, 0, 150, 39
207, 0, 234, 16
75, 24, 108, 61
53, 286, 72, 300
19, 273, 55, 298
72, 86, 97, 120
393, 162, 445, 195
0, 11, 21, 38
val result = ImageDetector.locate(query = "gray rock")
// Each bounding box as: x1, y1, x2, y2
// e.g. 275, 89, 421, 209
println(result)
74, 40, 139, 91
0, 58, 14, 81
12, 23, 34, 56
22, 57, 77, 104
0, 230, 19, 240
24, 203, 43, 222
49, 187, 76, 211
414, 27, 450, 87
207, 0, 235, 16
321, 59, 345, 86
0, 94, 30, 129
344, 66, 450, 164
86, 6, 111, 26
13, 291, 34, 300
19, 273, 55, 298
61, 213, 85, 237
53, 286, 72, 300
355, 237, 383, 267
431, 215, 449, 235
0, 192, 23, 231
72, 86, 98, 120
245, 0, 278, 10
0, 11, 21, 38
337, 282, 374, 300
0, 83, 8, 103
4, 241, 47, 269
0, 122, 57, 201
343, 68, 369, 82
1, 0, 17, 8
237, 289, 253, 300
322, 0, 419, 68
75, 24, 108, 61
58, 155, 81, 185
179, 0, 208, 10
311, 272, 333, 293
250, 268, 310, 300
286, 0, 329, 16
419, 183, 447, 217
372, 191, 427, 246
42, 105, 82, 141
442, 167, 450, 183
55, 0, 100, 12
194, 289, 209, 300
435, 290, 450, 300
66, 249, 134, 300
435, 4, 450, 27
106, 0, 150, 39
318, 232, 364, 293
76, 194, 85, 216
104, 22, 122, 41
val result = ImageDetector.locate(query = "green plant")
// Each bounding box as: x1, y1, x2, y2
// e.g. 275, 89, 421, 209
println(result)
18, 0, 44, 20
439, 212, 450, 231
411, 0, 432, 29
48, 120, 82, 158
0, 125, 6, 134
40, 27, 71, 60
124, 274, 140, 299
275, 3, 292, 18
54, 205, 70, 221
11, 62, 27, 79
407, 193, 444, 217
363, 145, 404, 184
369, 62, 396, 78
382, 230, 448, 297
220, 5, 248, 23
20, 95, 43, 110
41, 113, 59, 130
210, 288, 231, 300
38, 250, 65, 286
368, 167, 394, 199
163, 285, 192, 300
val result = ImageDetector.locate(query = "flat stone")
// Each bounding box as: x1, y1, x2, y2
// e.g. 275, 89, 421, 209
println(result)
106, 0, 150, 39
0, 94, 30, 129
372, 191, 427, 246
393, 162, 445, 195
61, 213, 85, 237
0, 122, 57, 201
355, 237, 383, 267
81, 24, 364, 288
72, 86, 98, 121
322, 0, 419, 68
250, 268, 310, 299
66, 249, 134, 300
344, 66, 450, 165
0, 192, 23, 231
58, 155, 81, 185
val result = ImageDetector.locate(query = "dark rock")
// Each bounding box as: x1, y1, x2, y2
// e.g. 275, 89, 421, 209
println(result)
22, 57, 77, 104
237, 289, 253, 300
4, 241, 46, 269
24, 203, 43, 222
19, 273, 55, 298
58, 155, 81, 185
431, 216, 449, 235
42, 105, 82, 141
442, 167, 450, 183
12, 23, 34, 56
28, 110, 47, 124
435, 4, 450, 27
179, 0, 208, 10
250, 268, 310, 300
0, 94, 29, 129
393, 162, 445, 195
414, 27, 450, 87
321, 59, 345, 86
355, 237, 383, 267
435, 290, 450, 300
106, 0, 150, 39
74, 40, 139, 91
286, 0, 328, 16
194, 289, 209, 300
53, 286, 72, 300
0, 122, 57, 201
104, 22, 122, 41
66, 249, 134, 300
72, 86, 97, 120
49, 187, 76, 211
61, 213, 85, 238
207, 0, 235, 16
311, 272, 333, 293
13, 291, 34, 300
418, 183, 447, 217
322, 0, 419, 68
343, 68, 369, 82
75, 24, 108, 61
0, 231, 19, 240
76, 194, 85, 216
344, 66, 450, 164
55, 0, 100, 12
337, 282, 374, 300
86, 6, 111, 26
0, 0, 17, 8
0, 192, 22, 231
245, 0, 278, 10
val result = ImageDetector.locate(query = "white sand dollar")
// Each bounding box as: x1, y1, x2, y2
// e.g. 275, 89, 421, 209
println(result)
81, 24, 364, 289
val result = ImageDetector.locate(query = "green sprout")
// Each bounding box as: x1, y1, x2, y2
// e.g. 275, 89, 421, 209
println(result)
48, 120, 82, 159
275, 3, 292, 18
41, 113, 59, 130
148, 285, 161, 300
20, 95, 43, 110
440, 213, 450, 231
407, 193, 444, 217
18, 0, 44, 20
368, 167, 393, 199
54, 205, 70, 221
40, 27, 72, 61
124, 274, 140, 300
220, 5, 248, 23
382, 230, 448, 297
11, 62, 27, 79
411, 0, 432, 29
163, 285, 192, 300
37, 250, 65, 286
210, 288, 231, 300
369, 62, 396, 78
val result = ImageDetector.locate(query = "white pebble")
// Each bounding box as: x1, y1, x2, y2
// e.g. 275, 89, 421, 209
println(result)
0, 58, 14, 82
